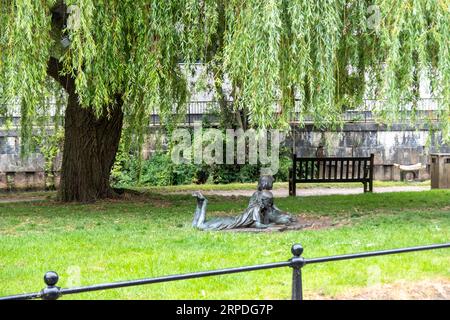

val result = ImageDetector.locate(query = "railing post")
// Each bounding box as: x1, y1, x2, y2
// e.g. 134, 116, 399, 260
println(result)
290, 244, 305, 300
40, 271, 61, 300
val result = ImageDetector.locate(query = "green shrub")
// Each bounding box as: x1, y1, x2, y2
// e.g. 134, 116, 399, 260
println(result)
140, 153, 174, 186
111, 141, 292, 187
273, 147, 291, 182
110, 144, 139, 187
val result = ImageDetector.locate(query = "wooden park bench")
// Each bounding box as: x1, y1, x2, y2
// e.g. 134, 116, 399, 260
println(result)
289, 154, 374, 196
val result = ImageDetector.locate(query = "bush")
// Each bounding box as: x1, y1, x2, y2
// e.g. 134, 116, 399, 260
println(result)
111, 146, 292, 187
140, 153, 200, 186
207, 164, 261, 184
140, 153, 174, 186
110, 145, 139, 187
273, 148, 291, 182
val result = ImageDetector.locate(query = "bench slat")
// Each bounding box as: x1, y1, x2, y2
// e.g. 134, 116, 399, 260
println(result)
334, 160, 338, 179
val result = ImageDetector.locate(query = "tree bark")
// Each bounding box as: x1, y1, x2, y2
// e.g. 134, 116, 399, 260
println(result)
47, 4, 125, 202
47, 57, 124, 202
59, 93, 123, 202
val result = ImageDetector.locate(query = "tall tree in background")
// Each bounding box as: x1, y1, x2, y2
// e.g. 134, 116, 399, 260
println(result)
1, 0, 449, 202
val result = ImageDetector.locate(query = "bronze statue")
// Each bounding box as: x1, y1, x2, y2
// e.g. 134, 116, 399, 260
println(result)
192, 175, 296, 231
248, 175, 296, 225
192, 190, 274, 230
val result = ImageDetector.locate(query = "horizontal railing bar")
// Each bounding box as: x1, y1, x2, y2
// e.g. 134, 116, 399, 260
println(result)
0, 261, 291, 300
0, 292, 42, 301
57, 261, 292, 296
305, 243, 450, 265
1, 243, 449, 300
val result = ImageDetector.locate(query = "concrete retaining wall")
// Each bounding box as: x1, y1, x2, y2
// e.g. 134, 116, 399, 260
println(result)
289, 123, 449, 181
1, 122, 449, 190
0, 131, 60, 191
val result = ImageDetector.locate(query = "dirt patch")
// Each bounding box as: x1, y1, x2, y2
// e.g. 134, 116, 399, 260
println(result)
312, 278, 450, 300
223, 215, 347, 233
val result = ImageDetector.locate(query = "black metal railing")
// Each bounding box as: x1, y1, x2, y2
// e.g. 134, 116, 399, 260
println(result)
147, 98, 442, 126
1, 98, 442, 128
0, 242, 449, 300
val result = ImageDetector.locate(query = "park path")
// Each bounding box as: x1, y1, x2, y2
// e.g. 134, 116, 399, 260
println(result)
0, 197, 46, 204
177, 186, 431, 198
0, 186, 431, 203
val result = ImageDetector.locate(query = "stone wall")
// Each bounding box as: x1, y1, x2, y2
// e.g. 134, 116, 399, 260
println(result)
1, 123, 449, 190
0, 130, 60, 191
289, 123, 450, 181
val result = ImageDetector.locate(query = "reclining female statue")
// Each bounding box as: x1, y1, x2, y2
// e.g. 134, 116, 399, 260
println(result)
192, 191, 274, 230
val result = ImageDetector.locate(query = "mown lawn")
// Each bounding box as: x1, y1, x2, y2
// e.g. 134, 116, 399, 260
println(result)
0, 190, 448, 300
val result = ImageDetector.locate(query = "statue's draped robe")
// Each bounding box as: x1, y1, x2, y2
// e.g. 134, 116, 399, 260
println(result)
198, 203, 263, 230
248, 191, 294, 224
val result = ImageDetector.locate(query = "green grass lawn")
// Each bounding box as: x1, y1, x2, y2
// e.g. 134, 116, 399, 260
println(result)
0, 189, 448, 300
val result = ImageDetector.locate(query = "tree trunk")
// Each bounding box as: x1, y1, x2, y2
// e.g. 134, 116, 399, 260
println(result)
47, 57, 124, 202
47, 3, 125, 202
58, 93, 124, 202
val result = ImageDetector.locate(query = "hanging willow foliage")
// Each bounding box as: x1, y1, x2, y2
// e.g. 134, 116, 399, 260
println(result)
0, 0, 449, 146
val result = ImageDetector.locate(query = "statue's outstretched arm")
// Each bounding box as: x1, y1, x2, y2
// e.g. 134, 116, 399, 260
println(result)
272, 204, 284, 213
272, 204, 296, 222
253, 221, 269, 229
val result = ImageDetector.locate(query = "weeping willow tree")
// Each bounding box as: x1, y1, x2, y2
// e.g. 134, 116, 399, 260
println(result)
0, 0, 449, 202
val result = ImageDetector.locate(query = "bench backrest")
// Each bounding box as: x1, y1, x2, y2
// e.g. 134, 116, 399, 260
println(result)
292, 154, 374, 182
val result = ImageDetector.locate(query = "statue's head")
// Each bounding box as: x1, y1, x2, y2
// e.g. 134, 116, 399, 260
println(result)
260, 190, 274, 208
258, 175, 274, 191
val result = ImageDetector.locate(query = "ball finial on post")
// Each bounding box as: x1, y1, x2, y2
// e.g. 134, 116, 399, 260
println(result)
41, 271, 61, 300
291, 244, 304, 257
44, 271, 59, 286
290, 244, 305, 300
